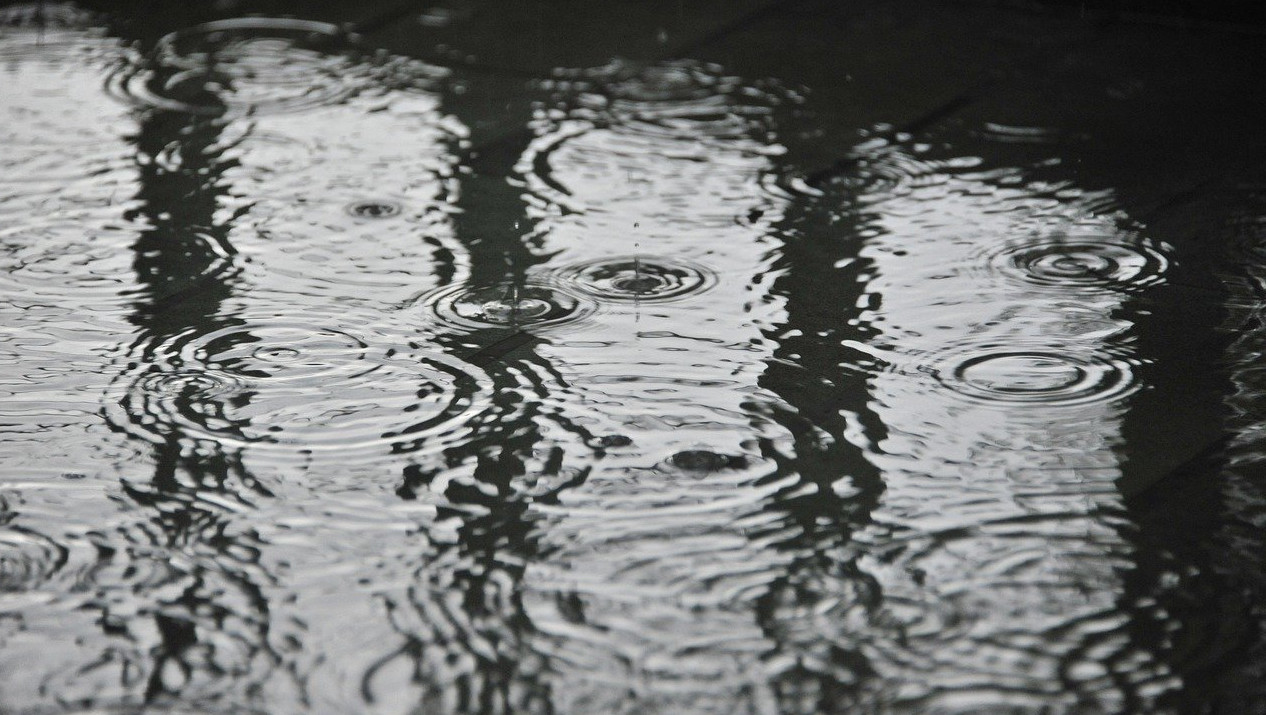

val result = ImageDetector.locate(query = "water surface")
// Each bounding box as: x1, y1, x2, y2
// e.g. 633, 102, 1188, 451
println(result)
1, 4, 1263, 713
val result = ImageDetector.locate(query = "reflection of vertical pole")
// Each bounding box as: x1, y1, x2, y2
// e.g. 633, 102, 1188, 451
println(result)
498, 69, 804, 709
384, 105, 560, 709
1120, 188, 1265, 707
122, 95, 276, 700
752, 189, 887, 709
1204, 190, 1266, 701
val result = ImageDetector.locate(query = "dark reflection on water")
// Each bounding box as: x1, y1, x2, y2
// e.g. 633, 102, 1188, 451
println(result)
2, 4, 1265, 713
1211, 185, 1266, 703
110, 77, 282, 709
1117, 181, 1266, 711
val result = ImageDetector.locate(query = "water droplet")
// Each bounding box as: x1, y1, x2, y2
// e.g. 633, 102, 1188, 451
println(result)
668, 449, 731, 473
251, 345, 302, 363
345, 200, 403, 219
929, 347, 1138, 407
480, 297, 554, 323
988, 236, 1169, 292
415, 283, 596, 330
556, 256, 716, 302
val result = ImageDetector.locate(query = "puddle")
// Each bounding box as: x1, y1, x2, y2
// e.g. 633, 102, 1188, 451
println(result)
0, 5, 1261, 713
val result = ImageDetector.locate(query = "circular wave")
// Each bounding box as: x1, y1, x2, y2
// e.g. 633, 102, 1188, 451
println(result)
416, 283, 597, 331
988, 235, 1169, 292
106, 318, 490, 455
0, 222, 225, 308
554, 255, 717, 302
520, 59, 790, 219
0, 527, 66, 593
344, 200, 404, 219
192, 324, 377, 382
109, 18, 365, 115
922, 344, 1140, 408
544, 60, 786, 133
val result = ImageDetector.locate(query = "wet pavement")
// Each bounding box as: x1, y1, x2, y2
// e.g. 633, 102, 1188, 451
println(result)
1, 0, 1265, 712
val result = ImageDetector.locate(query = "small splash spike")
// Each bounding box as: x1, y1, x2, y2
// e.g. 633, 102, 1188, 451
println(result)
554, 254, 716, 302
421, 282, 595, 330
481, 283, 553, 325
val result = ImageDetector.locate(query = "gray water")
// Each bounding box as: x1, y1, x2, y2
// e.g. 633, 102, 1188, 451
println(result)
2, 4, 1265, 713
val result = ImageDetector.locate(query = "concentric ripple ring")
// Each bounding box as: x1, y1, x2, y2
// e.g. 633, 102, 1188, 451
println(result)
928, 348, 1139, 407
416, 283, 597, 330
106, 320, 491, 454
111, 18, 360, 115
555, 255, 717, 302
988, 237, 1169, 292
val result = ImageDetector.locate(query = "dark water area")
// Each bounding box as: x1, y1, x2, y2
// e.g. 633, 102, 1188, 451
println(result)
1, 1, 1265, 712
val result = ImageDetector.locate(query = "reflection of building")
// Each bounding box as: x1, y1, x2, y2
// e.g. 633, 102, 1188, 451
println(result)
410, 61, 808, 711
5, 5, 1263, 712
0, 13, 480, 710
841, 147, 1177, 710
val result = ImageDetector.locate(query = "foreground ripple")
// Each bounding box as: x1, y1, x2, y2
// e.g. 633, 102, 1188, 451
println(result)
985, 234, 1170, 292
108, 17, 447, 116
928, 344, 1140, 407
412, 283, 597, 331
110, 19, 357, 115
105, 316, 489, 456
553, 255, 717, 302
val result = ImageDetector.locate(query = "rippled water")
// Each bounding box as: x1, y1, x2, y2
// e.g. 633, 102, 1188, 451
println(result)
2, 5, 1263, 713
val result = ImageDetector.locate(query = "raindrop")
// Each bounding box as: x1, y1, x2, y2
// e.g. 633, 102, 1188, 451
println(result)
555, 256, 717, 302
926, 347, 1139, 407
345, 200, 403, 219
414, 283, 596, 330
990, 237, 1169, 292
139, 370, 246, 400
480, 297, 555, 323
668, 449, 732, 473
251, 345, 303, 362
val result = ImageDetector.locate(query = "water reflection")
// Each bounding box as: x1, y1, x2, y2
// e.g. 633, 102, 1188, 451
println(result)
502, 60, 799, 710
110, 20, 487, 711
6, 11, 479, 710
108, 18, 415, 116
1143, 182, 1266, 706
2, 5, 1262, 712
834, 143, 1177, 709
